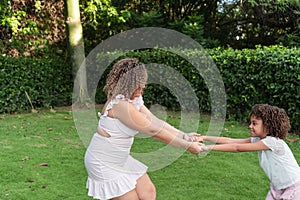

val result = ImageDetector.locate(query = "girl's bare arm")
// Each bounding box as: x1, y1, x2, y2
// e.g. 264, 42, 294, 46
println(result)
202, 141, 269, 152
203, 136, 251, 144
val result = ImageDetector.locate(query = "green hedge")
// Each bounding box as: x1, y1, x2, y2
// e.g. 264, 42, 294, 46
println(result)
96, 45, 300, 133
1, 45, 300, 133
0, 55, 72, 113
210, 45, 300, 132
94, 49, 210, 113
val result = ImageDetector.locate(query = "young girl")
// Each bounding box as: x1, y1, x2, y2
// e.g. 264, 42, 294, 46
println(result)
201, 104, 300, 200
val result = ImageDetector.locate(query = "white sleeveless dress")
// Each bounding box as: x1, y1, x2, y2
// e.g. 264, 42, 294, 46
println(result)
84, 94, 148, 200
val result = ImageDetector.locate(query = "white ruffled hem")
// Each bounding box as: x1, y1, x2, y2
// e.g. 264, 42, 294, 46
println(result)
86, 172, 145, 200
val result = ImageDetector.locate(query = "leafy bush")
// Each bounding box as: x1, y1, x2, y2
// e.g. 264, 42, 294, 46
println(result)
94, 49, 210, 112
210, 45, 300, 133
95, 45, 300, 133
0, 55, 72, 113
0, 0, 65, 57
1, 45, 299, 134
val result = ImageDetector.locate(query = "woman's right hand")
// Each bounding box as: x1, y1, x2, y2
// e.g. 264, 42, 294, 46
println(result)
187, 142, 205, 154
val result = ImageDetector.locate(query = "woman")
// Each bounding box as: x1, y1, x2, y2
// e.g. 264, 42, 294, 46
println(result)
84, 58, 203, 200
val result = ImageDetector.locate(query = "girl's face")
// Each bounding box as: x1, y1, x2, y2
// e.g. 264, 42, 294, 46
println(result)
130, 84, 146, 99
249, 116, 267, 138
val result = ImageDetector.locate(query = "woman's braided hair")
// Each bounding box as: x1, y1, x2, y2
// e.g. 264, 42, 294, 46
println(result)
103, 58, 147, 99
249, 104, 291, 139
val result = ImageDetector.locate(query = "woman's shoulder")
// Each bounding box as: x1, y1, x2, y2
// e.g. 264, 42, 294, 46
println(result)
115, 94, 144, 109
100, 95, 129, 117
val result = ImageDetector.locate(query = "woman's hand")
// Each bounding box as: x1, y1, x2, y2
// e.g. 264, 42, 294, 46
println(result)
187, 142, 205, 154
183, 133, 203, 143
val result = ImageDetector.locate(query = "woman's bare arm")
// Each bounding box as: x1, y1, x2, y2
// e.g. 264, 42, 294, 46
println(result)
139, 105, 201, 142
112, 101, 203, 154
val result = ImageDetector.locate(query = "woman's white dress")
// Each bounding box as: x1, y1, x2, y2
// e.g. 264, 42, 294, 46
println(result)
84, 94, 148, 200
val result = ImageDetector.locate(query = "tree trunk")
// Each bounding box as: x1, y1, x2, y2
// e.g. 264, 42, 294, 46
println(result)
64, 0, 89, 106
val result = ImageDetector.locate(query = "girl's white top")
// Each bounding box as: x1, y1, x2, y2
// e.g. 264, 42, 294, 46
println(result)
84, 94, 147, 200
251, 136, 300, 190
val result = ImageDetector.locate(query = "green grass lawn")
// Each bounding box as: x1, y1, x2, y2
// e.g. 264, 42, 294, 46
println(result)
1, 109, 299, 200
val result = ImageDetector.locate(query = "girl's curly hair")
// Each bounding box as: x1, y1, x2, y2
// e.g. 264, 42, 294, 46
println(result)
249, 104, 291, 139
103, 58, 147, 99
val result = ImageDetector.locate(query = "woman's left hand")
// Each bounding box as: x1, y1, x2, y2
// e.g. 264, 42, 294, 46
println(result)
183, 133, 203, 143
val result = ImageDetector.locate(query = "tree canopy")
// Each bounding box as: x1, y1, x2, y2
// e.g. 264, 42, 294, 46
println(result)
0, 0, 299, 57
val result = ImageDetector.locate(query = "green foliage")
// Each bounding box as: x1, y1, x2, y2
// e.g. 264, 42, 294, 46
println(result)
81, 0, 131, 52
95, 49, 209, 112
81, 1, 217, 49
168, 15, 208, 46
209, 45, 300, 133
1, 45, 299, 133
218, 0, 300, 48
0, 0, 65, 57
277, 32, 300, 47
0, 55, 72, 113
1, 10, 26, 34
94, 45, 300, 133
133, 10, 165, 27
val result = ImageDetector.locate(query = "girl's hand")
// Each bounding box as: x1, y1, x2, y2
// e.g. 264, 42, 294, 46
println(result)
187, 142, 205, 154
183, 133, 203, 143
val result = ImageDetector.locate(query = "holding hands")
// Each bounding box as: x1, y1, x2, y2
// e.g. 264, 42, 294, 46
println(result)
183, 133, 203, 142
182, 133, 206, 154
187, 142, 205, 154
